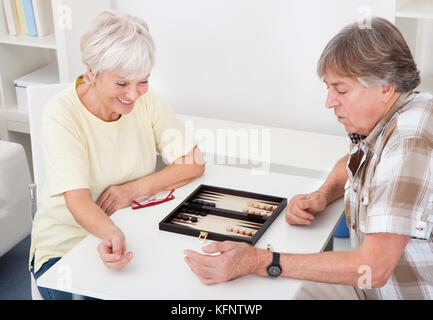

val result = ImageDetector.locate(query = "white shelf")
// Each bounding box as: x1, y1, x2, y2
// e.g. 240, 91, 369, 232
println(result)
395, 0, 433, 19
1, 106, 29, 122
0, 0, 111, 115
0, 106, 30, 135
0, 33, 57, 49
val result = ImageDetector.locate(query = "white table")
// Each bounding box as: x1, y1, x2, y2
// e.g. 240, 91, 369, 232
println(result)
37, 164, 344, 300
178, 114, 349, 178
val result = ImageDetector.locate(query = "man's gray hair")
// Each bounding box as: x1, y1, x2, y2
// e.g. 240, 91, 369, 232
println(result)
317, 17, 420, 92
80, 10, 155, 82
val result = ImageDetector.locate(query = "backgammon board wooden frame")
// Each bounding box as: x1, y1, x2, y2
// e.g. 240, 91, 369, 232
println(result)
159, 184, 287, 245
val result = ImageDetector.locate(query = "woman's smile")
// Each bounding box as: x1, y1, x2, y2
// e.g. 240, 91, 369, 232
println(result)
116, 97, 134, 105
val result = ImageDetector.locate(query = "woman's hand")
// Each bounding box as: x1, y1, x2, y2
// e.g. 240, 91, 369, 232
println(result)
96, 146, 206, 217
97, 227, 133, 269
285, 191, 327, 225
97, 184, 135, 216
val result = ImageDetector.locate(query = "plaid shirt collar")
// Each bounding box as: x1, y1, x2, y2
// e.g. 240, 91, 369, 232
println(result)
348, 92, 414, 151
348, 133, 366, 144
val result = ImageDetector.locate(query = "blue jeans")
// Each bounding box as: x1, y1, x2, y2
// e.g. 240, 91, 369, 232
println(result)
31, 257, 98, 300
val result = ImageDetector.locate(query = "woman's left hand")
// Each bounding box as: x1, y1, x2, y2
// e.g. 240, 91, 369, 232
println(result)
97, 184, 134, 216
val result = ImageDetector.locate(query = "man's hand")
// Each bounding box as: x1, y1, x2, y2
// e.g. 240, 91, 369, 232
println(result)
285, 191, 327, 225
184, 241, 258, 285
97, 227, 133, 269
97, 184, 135, 216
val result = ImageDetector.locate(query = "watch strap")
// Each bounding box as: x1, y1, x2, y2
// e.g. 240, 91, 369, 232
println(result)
272, 252, 280, 266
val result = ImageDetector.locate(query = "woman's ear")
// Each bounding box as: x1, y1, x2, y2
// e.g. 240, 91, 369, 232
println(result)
87, 66, 96, 85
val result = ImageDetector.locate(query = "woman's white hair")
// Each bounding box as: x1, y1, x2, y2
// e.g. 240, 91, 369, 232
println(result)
80, 10, 155, 82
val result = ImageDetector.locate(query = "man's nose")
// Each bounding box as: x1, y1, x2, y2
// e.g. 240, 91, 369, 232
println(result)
325, 91, 340, 109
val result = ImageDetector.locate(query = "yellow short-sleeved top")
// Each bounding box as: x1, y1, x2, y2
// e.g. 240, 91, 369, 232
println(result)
29, 76, 196, 273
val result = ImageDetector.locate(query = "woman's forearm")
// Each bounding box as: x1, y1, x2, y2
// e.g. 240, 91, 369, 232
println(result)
134, 160, 205, 196
129, 146, 205, 197
64, 189, 119, 240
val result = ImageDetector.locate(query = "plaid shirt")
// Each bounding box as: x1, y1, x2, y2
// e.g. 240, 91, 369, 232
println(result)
344, 92, 433, 300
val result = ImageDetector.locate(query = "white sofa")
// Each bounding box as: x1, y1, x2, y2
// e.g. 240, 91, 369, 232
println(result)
0, 140, 32, 258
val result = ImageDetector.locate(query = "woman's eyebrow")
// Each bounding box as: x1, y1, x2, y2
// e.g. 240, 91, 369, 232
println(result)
114, 74, 150, 82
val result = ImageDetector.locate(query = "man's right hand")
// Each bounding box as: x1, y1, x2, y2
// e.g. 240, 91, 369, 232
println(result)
285, 191, 328, 225
97, 227, 133, 269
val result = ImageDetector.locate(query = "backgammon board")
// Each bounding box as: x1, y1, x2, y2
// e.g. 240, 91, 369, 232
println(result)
159, 184, 287, 245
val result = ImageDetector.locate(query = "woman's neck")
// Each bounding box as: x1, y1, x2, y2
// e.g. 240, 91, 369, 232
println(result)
76, 83, 121, 122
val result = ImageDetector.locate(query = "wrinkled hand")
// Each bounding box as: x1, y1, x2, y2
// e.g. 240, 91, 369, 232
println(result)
184, 241, 257, 285
285, 191, 327, 225
97, 227, 133, 270
97, 185, 134, 216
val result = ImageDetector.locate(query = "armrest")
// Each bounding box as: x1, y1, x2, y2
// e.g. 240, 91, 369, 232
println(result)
29, 184, 38, 219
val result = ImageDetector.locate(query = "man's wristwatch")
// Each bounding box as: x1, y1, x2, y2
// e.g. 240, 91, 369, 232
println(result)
267, 252, 282, 277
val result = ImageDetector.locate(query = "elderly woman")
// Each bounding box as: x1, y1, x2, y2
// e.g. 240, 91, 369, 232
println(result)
29, 11, 205, 299
184, 17, 433, 300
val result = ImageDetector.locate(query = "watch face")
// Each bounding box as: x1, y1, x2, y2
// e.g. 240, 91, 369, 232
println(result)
267, 265, 282, 277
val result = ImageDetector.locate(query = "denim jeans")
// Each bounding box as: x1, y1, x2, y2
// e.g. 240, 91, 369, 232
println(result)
31, 257, 73, 300
31, 257, 98, 300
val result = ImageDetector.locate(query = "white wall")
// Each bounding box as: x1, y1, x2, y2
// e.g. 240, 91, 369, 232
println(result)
113, 0, 396, 136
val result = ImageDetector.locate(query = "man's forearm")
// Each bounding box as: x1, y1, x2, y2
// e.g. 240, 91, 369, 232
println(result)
251, 232, 410, 288
318, 154, 349, 205
253, 248, 363, 287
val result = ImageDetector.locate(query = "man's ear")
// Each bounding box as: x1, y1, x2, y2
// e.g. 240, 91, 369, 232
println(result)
381, 83, 396, 104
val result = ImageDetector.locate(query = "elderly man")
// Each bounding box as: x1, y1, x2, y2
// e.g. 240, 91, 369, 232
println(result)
184, 17, 433, 300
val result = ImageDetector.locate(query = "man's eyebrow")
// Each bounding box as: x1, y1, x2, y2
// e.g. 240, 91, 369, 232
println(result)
324, 80, 346, 86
